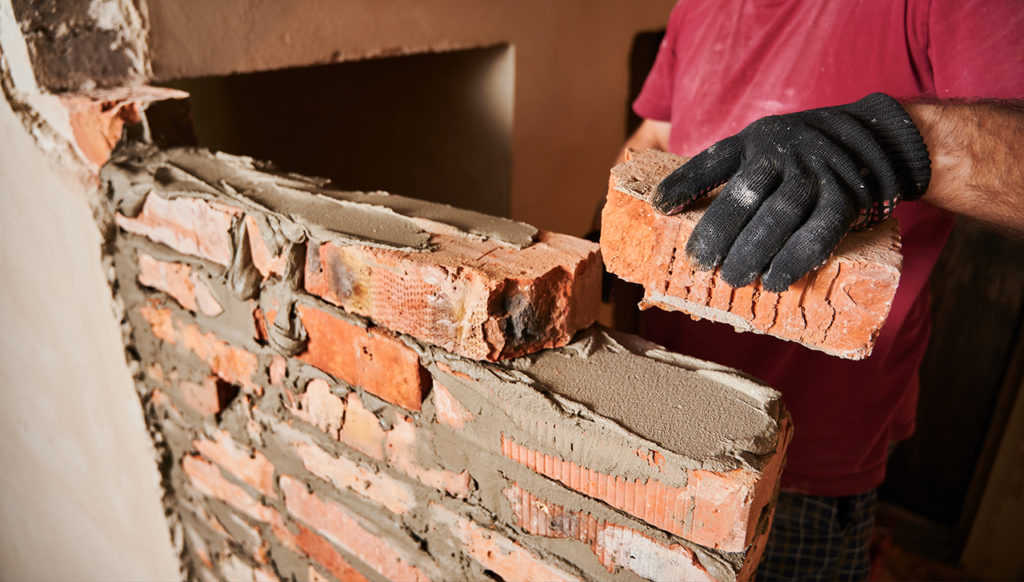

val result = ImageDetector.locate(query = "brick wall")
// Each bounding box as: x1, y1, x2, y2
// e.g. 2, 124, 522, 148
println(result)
106, 144, 791, 581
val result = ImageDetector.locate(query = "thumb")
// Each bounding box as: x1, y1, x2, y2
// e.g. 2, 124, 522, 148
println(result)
652, 135, 741, 214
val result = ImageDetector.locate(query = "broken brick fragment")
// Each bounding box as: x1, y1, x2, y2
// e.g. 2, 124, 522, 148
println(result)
601, 149, 902, 360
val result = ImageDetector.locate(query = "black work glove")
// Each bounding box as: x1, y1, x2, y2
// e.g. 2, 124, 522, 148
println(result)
652, 93, 930, 292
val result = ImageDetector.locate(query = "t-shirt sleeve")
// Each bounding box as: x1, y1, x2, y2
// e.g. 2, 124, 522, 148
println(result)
927, 0, 1024, 99
632, 2, 686, 121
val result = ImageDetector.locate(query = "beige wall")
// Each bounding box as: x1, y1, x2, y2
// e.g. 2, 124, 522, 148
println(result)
148, 0, 677, 236
0, 91, 180, 581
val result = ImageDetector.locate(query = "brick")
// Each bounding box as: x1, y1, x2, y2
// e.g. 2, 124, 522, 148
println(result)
500, 425, 792, 553
297, 305, 426, 411
182, 455, 279, 525
505, 484, 720, 581
273, 523, 369, 582
601, 149, 903, 360
116, 193, 241, 266
289, 379, 346, 440
181, 375, 239, 416
431, 380, 473, 429
137, 253, 222, 316
59, 86, 187, 166
386, 415, 472, 498
194, 430, 275, 496
290, 437, 416, 514
287, 380, 388, 461
280, 475, 431, 582
304, 230, 600, 362
288, 528, 368, 582
340, 392, 388, 461
269, 355, 287, 386
246, 215, 289, 279
429, 504, 577, 582
140, 303, 259, 393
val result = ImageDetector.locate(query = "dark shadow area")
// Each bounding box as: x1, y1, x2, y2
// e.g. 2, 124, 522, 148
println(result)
160, 45, 513, 217
880, 218, 1024, 559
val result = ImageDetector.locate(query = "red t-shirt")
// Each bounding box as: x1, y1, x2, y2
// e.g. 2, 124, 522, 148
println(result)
633, 0, 1024, 496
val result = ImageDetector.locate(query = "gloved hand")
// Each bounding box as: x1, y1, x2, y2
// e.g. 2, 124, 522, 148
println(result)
651, 93, 931, 292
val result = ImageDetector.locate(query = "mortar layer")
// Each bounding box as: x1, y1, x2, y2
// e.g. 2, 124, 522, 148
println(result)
510, 327, 781, 463
107, 144, 536, 250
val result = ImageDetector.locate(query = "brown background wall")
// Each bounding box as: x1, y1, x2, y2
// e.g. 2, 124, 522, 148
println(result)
146, 0, 678, 237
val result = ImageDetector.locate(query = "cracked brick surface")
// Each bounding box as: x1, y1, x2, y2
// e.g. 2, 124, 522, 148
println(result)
601, 149, 903, 360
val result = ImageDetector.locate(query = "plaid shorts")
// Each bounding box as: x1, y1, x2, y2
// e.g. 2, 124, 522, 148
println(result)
756, 489, 878, 581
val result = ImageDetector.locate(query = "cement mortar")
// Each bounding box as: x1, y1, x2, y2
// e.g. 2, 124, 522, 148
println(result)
105, 144, 537, 252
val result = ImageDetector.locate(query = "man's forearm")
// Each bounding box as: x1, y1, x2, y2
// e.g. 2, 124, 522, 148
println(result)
615, 119, 672, 165
904, 100, 1024, 234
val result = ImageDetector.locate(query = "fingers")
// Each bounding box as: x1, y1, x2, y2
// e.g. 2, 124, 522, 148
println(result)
652, 135, 741, 214
685, 158, 780, 269
761, 171, 856, 292
719, 170, 815, 287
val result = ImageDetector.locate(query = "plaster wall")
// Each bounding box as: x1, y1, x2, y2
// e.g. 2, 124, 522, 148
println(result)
0, 91, 180, 581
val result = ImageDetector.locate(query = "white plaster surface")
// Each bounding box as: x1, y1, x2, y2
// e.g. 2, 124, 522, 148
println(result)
0, 92, 180, 580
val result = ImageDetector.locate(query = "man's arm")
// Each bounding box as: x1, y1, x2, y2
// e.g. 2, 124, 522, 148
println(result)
592, 120, 673, 232
615, 119, 672, 165
906, 100, 1024, 235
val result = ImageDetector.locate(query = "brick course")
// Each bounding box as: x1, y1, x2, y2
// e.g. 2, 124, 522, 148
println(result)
109, 146, 790, 582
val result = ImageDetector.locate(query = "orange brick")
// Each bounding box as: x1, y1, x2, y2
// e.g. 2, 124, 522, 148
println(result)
294, 526, 369, 582
304, 230, 600, 362
245, 215, 289, 279
116, 193, 241, 266
269, 355, 287, 386
386, 416, 472, 498
601, 150, 902, 360
429, 504, 576, 582
297, 305, 426, 411
289, 379, 346, 440
181, 375, 239, 416
341, 392, 387, 461
270, 521, 369, 582
140, 303, 259, 393
287, 380, 387, 461
289, 436, 416, 514
431, 380, 473, 429
60, 86, 186, 167
505, 484, 721, 580
280, 475, 431, 582
181, 455, 279, 525
193, 430, 275, 496
137, 253, 222, 316
500, 423, 792, 553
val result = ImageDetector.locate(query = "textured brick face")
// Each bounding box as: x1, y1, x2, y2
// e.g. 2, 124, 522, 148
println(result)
500, 429, 791, 553
601, 149, 903, 360
116, 194, 240, 266
305, 231, 601, 361
297, 304, 427, 411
